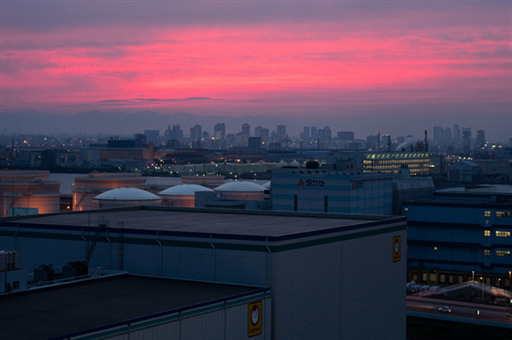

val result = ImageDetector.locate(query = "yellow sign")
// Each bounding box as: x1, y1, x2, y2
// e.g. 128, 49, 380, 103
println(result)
393, 236, 401, 263
248, 301, 262, 338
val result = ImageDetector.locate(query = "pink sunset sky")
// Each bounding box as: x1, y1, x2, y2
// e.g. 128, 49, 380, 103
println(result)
1, 1, 511, 139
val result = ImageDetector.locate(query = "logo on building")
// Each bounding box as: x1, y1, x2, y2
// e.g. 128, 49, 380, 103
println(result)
393, 236, 401, 263
297, 179, 325, 187
248, 301, 262, 337
351, 181, 364, 190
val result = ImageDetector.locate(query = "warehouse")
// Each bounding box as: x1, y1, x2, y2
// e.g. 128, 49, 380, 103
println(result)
0, 274, 270, 340
0, 207, 406, 339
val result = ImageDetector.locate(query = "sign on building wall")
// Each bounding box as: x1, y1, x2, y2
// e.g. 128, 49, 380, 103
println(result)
298, 179, 325, 187
248, 301, 262, 338
393, 236, 401, 263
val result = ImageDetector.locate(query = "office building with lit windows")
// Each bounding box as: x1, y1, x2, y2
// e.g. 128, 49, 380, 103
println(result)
362, 152, 444, 176
403, 185, 512, 290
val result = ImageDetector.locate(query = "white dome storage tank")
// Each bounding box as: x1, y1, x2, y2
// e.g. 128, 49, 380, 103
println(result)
73, 173, 147, 211
159, 184, 213, 207
92, 188, 161, 209
214, 181, 266, 201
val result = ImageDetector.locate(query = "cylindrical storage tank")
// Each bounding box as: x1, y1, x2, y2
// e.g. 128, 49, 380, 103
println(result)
92, 188, 161, 209
180, 175, 225, 187
159, 184, 213, 207
214, 181, 266, 200
72, 189, 103, 211
73, 173, 147, 211
3, 192, 60, 216
0, 170, 50, 181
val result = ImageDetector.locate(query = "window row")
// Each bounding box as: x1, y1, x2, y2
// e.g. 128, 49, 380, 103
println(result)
486, 250, 510, 257
485, 211, 510, 218
484, 230, 510, 237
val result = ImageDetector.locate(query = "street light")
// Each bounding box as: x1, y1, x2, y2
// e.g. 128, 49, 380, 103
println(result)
472, 271, 474, 281
480, 277, 484, 302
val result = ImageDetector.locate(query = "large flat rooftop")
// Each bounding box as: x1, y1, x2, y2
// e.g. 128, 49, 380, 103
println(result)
1, 207, 402, 238
0, 274, 260, 340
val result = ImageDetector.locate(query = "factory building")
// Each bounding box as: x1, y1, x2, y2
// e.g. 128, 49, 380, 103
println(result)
0, 207, 407, 339
403, 185, 512, 289
271, 168, 393, 215
362, 151, 443, 176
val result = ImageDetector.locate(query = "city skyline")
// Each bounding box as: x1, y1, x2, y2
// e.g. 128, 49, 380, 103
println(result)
1, 2, 510, 141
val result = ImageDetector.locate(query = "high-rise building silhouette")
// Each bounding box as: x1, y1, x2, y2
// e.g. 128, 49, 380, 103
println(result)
462, 127, 471, 154
337, 131, 354, 141
277, 124, 286, 141
318, 127, 332, 147
301, 127, 310, 142
214, 123, 226, 140
144, 130, 160, 145
311, 126, 318, 141
165, 124, 183, 140
475, 130, 486, 149
453, 124, 461, 145
190, 125, 202, 142
255, 126, 269, 143
242, 123, 250, 136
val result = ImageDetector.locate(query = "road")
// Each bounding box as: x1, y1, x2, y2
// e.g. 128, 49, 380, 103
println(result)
407, 298, 512, 324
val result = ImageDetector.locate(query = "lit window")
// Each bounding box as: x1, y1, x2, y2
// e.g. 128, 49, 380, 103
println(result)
484, 250, 490, 256
484, 230, 490, 237
484, 211, 491, 217
496, 231, 511, 237
496, 211, 511, 218
496, 251, 510, 257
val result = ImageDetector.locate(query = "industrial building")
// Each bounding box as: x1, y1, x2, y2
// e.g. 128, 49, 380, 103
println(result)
404, 184, 512, 289
362, 151, 443, 176
0, 207, 407, 339
271, 167, 394, 215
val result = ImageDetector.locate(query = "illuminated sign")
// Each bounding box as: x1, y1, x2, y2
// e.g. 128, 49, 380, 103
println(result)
248, 301, 262, 338
298, 179, 325, 187
393, 236, 401, 263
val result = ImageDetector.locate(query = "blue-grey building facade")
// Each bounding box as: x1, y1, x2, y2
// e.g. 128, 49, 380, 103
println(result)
272, 168, 393, 215
403, 186, 512, 289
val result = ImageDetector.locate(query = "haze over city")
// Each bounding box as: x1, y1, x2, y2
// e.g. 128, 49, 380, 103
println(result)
1, 1, 510, 141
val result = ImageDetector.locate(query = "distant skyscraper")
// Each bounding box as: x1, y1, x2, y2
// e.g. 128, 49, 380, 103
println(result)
462, 127, 471, 154
337, 131, 354, 141
277, 124, 286, 141
318, 127, 332, 147
302, 127, 310, 141
255, 126, 269, 143
255, 126, 264, 137
190, 124, 202, 142
202, 131, 209, 140
476, 130, 485, 149
311, 126, 318, 141
144, 130, 159, 145
453, 124, 461, 145
165, 124, 183, 141
242, 123, 250, 136
214, 123, 226, 140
